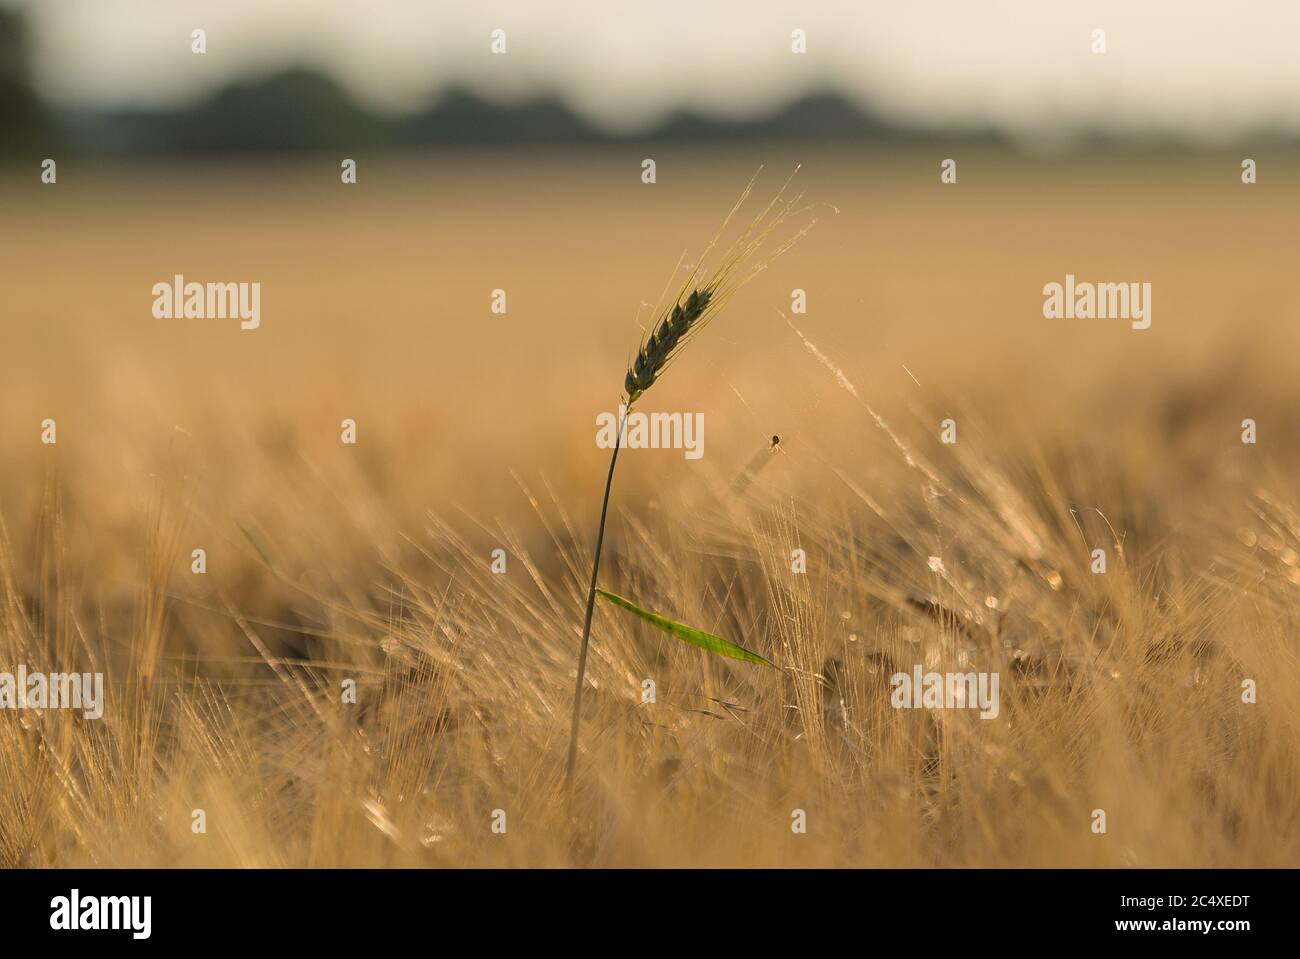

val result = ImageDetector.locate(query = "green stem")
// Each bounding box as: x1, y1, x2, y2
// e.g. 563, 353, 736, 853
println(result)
565, 403, 627, 788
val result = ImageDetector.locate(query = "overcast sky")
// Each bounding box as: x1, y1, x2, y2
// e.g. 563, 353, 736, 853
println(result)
13, 0, 1300, 141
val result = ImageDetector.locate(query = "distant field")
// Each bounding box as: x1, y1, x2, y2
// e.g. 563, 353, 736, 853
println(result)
2, 147, 1298, 866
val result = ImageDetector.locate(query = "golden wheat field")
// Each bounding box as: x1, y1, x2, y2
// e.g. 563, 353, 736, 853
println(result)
2, 147, 1299, 867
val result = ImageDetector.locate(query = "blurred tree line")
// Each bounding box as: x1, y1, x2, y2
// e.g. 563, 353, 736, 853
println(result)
0, 6, 47, 150
0, 5, 995, 156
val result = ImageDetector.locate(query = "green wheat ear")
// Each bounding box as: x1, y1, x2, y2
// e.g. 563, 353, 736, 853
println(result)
595, 588, 776, 668
624, 288, 713, 404
565, 169, 816, 788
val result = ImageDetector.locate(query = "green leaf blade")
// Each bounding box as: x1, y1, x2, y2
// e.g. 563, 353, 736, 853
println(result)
595, 588, 775, 668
